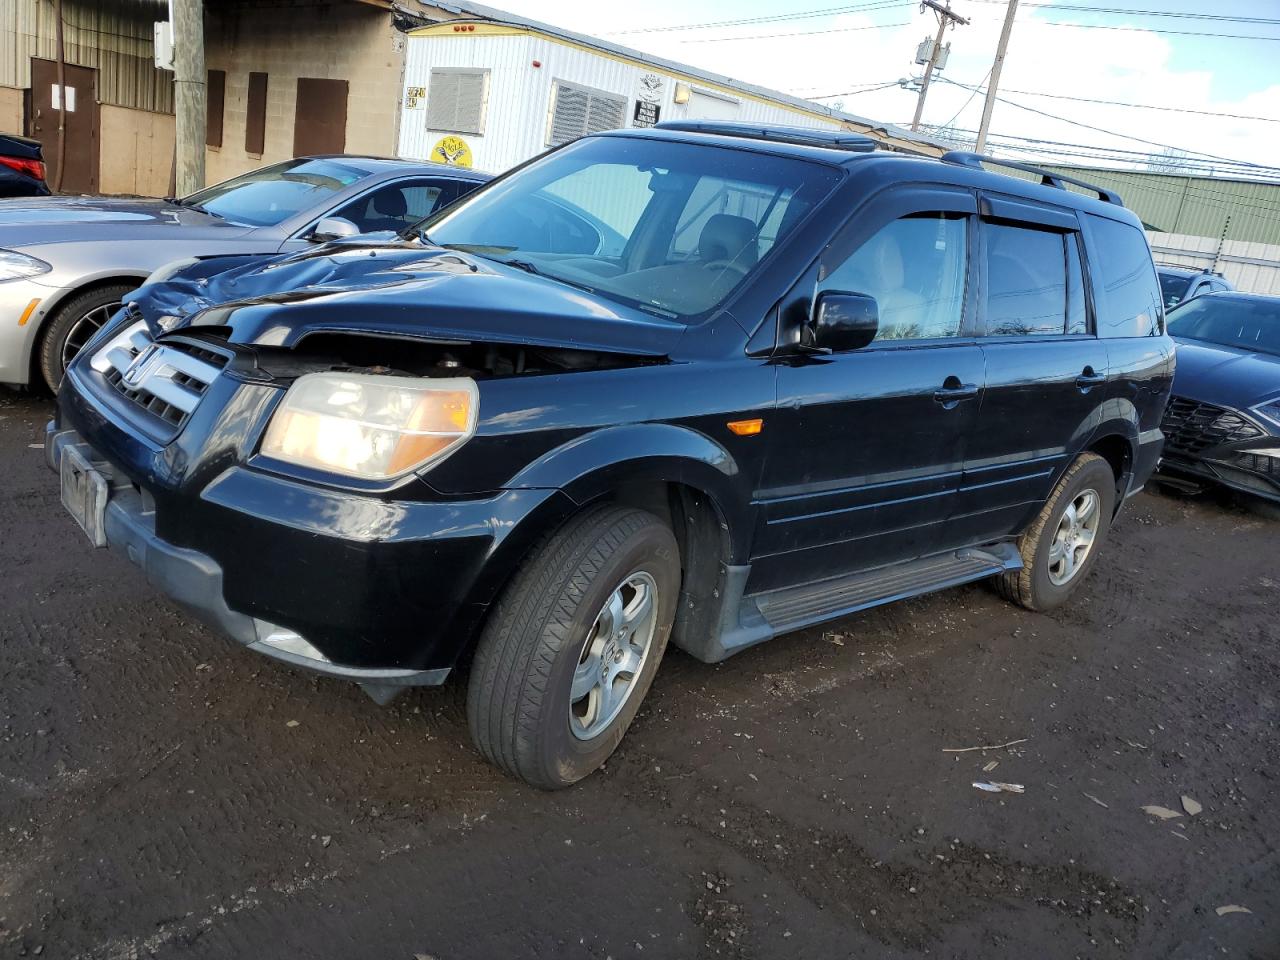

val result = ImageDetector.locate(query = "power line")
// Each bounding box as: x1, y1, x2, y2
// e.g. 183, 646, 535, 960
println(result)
680, 20, 911, 43
606, 1, 906, 35
995, 88, 1280, 125
807, 81, 905, 99
935, 75, 1280, 173
963, 0, 1280, 26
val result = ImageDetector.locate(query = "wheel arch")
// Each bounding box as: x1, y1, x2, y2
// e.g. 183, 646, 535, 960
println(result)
26, 274, 147, 388
1086, 426, 1138, 511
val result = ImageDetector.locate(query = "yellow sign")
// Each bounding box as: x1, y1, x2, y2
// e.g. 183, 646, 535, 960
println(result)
430, 135, 473, 168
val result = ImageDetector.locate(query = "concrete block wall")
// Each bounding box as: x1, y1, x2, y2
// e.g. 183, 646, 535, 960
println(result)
99, 104, 174, 197
205, 1, 404, 186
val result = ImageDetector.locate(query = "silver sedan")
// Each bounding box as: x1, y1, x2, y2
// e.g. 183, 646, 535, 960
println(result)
0, 156, 489, 391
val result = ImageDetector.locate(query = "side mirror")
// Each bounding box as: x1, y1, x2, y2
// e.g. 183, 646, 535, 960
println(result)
309, 216, 361, 243
812, 290, 879, 352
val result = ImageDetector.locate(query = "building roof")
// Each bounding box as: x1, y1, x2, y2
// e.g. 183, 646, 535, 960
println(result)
411, 1, 948, 156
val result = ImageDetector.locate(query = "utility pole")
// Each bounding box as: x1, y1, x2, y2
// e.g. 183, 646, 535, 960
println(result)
172, 0, 206, 196
910, 0, 968, 132
975, 0, 1018, 154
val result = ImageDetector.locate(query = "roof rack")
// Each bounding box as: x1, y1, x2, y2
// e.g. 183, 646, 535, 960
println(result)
941, 150, 1124, 206
654, 120, 878, 153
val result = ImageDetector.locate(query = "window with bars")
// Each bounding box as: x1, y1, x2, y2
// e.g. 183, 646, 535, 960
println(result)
547, 81, 627, 147
425, 69, 489, 135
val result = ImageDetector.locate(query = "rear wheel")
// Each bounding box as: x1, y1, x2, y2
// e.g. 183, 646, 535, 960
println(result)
38, 284, 134, 393
467, 504, 680, 789
998, 453, 1117, 611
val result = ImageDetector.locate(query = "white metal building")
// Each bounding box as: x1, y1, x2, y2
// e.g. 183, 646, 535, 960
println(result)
397, 8, 945, 175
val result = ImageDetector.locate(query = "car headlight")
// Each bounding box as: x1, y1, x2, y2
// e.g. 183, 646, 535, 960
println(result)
261, 372, 478, 480
1252, 400, 1280, 431
0, 249, 52, 282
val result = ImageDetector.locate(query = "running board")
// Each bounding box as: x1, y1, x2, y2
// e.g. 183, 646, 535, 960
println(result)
754, 544, 1022, 632
675, 544, 1022, 665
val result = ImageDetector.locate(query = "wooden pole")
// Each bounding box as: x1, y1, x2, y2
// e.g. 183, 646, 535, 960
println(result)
910, 0, 968, 133
172, 0, 206, 197
974, 0, 1019, 154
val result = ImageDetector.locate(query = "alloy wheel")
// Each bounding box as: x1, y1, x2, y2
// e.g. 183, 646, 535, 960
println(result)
60, 302, 122, 371
1047, 488, 1101, 586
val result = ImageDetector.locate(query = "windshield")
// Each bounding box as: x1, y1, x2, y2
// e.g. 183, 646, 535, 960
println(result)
180, 158, 369, 227
1168, 296, 1280, 357
1158, 271, 1192, 309
420, 136, 842, 320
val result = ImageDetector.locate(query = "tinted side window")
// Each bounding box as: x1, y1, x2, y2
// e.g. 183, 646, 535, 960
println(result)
822, 213, 968, 342
1066, 233, 1088, 334
983, 222, 1068, 336
1085, 215, 1162, 337
335, 181, 443, 233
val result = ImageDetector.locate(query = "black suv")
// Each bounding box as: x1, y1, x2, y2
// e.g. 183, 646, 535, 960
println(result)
48, 122, 1173, 788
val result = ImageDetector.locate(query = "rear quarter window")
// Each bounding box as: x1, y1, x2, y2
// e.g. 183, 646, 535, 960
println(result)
1086, 215, 1163, 337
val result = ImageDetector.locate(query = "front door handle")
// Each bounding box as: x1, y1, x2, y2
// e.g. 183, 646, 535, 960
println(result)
1076, 366, 1106, 390
933, 380, 979, 406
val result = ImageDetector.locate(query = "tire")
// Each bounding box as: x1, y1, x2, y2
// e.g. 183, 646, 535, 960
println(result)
467, 504, 680, 789
38, 284, 135, 393
997, 452, 1117, 612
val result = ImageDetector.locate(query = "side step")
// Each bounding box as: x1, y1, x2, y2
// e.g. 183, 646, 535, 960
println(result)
677, 543, 1023, 664
754, 543, 1022, 634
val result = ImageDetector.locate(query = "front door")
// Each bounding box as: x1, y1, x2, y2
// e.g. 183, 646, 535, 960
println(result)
949, 196, 1109, 545
29, 59, 99, 194
749, 188, 985, 594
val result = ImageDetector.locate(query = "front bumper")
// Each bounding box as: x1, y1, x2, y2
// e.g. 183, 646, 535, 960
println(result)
1157, 447, 1280, 504
46, 425, 455, 701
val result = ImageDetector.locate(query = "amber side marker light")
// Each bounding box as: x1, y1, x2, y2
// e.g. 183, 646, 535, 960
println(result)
727, 418, 763, 436
18, 299, 40, 326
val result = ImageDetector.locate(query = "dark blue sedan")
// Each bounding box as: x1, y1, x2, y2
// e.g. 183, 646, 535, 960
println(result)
1159, 292, 1280, 517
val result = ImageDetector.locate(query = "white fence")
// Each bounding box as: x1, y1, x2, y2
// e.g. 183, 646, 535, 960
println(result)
1148, 232, 1280, 297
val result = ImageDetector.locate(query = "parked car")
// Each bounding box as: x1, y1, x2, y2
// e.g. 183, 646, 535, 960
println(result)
0, 134, 50, 199
0, 156, 489, 392
1157, 291, 1280, 518
46, 122, 1173, 789
1158, 265, 1232, 311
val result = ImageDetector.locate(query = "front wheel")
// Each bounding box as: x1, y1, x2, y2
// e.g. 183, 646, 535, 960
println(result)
998, 453, 1117, 611
38, 284, 134, 393
467, 504, 680, 789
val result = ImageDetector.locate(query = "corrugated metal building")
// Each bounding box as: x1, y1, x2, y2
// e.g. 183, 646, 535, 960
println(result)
398, 7, 946, 175
1040, 165, 1280, 247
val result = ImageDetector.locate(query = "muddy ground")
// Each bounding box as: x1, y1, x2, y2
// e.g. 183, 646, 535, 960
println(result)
1, 390, 1277, 959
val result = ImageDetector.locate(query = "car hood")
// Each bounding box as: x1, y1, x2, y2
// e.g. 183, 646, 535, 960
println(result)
0, 196, 252, 246
135, 241, 684, 357
1173, 337, 1280, 411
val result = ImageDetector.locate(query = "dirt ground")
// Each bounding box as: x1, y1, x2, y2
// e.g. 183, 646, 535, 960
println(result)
1, 389, 1277, 960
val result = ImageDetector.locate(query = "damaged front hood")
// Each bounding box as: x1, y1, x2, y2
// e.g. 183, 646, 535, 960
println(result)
134, 242, 684, 357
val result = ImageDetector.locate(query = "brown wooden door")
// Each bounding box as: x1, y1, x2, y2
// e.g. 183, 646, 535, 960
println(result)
293, 78, 348, 157
29, 58, 99, 194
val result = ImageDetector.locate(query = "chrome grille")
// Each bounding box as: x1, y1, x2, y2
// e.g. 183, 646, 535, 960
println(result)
1160, 396, 1263, 458
89, 319, 226, 429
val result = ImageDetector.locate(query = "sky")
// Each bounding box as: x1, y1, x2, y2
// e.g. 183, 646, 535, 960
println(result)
475, 0, 1280, 177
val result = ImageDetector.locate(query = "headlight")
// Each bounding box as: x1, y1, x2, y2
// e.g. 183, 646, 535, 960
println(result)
1252, 400, 1280, 431
143, 256, 200, 287
261, 372, 478, 480
0, 249, 52, 282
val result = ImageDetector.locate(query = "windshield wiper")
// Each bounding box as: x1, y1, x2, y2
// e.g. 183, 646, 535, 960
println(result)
489, 256, 600, 296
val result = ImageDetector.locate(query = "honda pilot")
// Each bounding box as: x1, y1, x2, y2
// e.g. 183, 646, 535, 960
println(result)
47, 122, 1173, 788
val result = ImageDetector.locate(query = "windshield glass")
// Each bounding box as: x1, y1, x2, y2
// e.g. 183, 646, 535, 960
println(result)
1168, 296, 1280, 357
421, 136, 843, 320
1158, 271, 1192, 309
181, 159, 368, 227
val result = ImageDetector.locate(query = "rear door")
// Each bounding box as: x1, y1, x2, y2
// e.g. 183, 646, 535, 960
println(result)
750, 186, 986, 593
949, 194, 1108, 545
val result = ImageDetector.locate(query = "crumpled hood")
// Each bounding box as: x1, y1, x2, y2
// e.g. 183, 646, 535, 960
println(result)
134, 241, 684, 357
1172, 337, 1280, 412
0, 196, 249, 246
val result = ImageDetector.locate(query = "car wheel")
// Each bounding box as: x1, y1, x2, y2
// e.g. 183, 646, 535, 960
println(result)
38, 284, 135, 393
997, 452, 1117, 612
467, 503, 680, 789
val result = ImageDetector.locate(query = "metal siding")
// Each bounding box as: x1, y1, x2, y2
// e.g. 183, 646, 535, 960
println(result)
399, 33, 852, 175
1149, 232, 1280, 297
2, 0, 172, 114
1041, 165, 1280, 247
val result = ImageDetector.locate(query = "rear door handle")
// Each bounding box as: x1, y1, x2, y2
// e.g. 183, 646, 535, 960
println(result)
1076, 367, 1106, 390
933, 382, 979, 405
